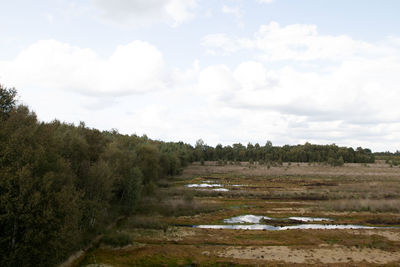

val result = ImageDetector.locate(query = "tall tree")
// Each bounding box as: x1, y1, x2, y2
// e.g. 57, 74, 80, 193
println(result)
0, 85, 17, 121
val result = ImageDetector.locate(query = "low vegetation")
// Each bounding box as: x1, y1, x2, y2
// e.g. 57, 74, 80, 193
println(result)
78, 161, 400, 266
102, 231, 133, 247
323, 199, 400, 213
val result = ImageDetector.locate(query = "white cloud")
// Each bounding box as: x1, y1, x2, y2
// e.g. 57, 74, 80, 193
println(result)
201, 21, 393, 61
201, 34, 240, 55
256, 0, 275, 4
233, 61, 269, 91
0, 40, 167, 96
92, 0, 198, 27
197, 64, 238, 102
193, 58, 400, 124
222, 5, 242, 18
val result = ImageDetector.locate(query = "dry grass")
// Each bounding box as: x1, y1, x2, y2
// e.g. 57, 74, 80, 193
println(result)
323, 199, 400, 213
184, 161, 400, 179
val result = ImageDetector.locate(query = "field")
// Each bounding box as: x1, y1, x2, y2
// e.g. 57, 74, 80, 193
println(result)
75, 161, 400, 266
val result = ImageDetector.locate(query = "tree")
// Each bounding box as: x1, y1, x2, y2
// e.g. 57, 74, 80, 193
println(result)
137, 144, 160, 183
0, 85, 17, 120
121, 167, 143, 214
80, 160, 114, 229
0, 106, 80, 266
195, 139, 205, 161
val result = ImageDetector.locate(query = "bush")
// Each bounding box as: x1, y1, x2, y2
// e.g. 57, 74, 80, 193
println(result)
328, 156, 344, 166
103, 231, 132, 247
143, 181, 156, 196
124, 216, 168, 231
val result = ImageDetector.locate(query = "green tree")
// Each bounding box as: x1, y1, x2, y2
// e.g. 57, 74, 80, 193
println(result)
0, 85, 17, 121
137, 144, 160, 183
80, 160, 114, 229
121, 167, 143, 214
0, 106, 80, 266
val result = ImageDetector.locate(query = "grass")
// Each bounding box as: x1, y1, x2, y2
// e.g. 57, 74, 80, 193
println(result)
322, 199, 400, 213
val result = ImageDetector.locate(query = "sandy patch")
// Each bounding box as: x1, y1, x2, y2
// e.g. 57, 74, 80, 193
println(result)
218, 245, 400, 264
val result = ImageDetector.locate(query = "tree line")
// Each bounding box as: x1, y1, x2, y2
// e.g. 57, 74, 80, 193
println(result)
0, 85, 376, 266
193, 139, 375, 165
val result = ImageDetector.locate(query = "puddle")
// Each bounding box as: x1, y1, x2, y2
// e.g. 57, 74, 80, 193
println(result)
213, 188, 229, 192
225, 215, 328, 224
288, 217, 332, 222
196, 224, 278, 230
194, 224, 378, 230
193, 215, 391, 230
224, 215, 271, 224
186, 183, 222, 188
281, 224, 376, 230
186, 182, 242, 190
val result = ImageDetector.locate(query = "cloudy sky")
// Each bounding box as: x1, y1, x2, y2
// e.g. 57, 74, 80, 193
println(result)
1, 0, 400, 151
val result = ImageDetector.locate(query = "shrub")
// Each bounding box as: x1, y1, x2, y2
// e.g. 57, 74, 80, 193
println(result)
103, 231, 132, 247
124, 216, 168, 231
143, 181, 156, 196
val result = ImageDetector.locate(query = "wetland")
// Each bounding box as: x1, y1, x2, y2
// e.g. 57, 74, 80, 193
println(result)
76, 161, 400, 266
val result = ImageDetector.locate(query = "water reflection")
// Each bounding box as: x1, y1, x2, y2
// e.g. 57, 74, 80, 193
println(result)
213, 188, 229, 192
185, 183, 222, 188
224, 215, 271, 224
193, 215, 391, 230
195, 224, 377, 230
288, 217, 332, 222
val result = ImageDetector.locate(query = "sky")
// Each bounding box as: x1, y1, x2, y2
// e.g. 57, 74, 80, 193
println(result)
1, 0, 400, 152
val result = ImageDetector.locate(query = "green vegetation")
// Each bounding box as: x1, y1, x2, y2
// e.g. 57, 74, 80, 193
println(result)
197, 140, 375, 164
0, 85, 194, 266
102, 231, 132, 247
